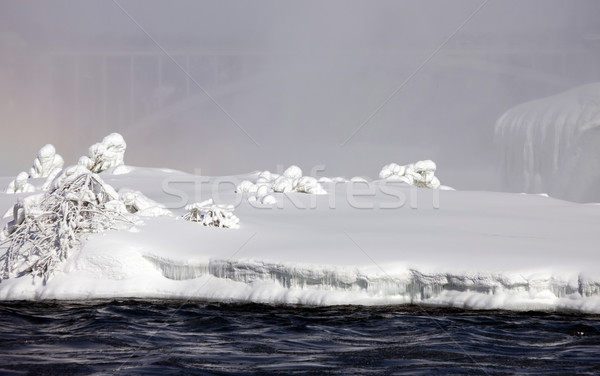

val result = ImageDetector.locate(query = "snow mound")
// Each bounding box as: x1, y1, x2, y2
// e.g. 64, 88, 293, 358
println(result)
79, 133, 127, 173
0, 168, 132, 281
28, 144, 64, 179
5, 172, 35, 194
183, 199, 240, 229
495, 83, 600, 203
379, 160, 449, 189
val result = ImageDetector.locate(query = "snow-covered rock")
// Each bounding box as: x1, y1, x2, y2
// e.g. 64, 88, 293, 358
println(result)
495, 83, 600, 203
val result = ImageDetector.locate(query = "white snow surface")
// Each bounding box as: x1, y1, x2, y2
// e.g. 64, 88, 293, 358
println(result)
495, 83, 600, 203
0, 166, 598, 312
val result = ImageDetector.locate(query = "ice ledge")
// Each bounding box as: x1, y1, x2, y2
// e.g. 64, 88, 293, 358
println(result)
143, 254, 600, 304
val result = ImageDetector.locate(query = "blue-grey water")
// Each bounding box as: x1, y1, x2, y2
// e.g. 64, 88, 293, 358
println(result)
0, 300, 598, 375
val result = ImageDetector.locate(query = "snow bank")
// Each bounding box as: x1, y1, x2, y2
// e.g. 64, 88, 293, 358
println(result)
79, 133, 127, 173
379, 160, 452, 189
495, 83, 600, 203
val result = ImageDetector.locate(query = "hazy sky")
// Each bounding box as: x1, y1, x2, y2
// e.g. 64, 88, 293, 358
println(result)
1, 0, 599, 190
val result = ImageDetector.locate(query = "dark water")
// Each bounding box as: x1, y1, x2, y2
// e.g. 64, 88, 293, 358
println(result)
0, 301, 599, 375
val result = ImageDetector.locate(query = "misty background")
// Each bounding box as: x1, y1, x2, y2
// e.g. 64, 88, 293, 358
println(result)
1, 0, 599, 191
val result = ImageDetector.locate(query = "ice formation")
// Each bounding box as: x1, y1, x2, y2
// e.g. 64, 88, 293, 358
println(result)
28, 144, 64, 179
495, 83, 600, 203
5, 172, 35, 194
78, 133, 127, 173
236, 165, 327, 204
0, 167, 131, 281
379, 160, 449, 189
182, 199, 239, 229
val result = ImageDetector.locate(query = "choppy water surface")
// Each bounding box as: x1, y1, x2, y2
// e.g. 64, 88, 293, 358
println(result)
0, 300, 598, 375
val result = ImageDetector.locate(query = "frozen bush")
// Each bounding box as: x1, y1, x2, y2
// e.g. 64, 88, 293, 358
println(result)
183, 199, 239, 229
294, 176, 327, 194
283, 165, 302, 180
79, 133, 127, 173
0, 168, 133, 281
272, 176, 293, 193
118, 189, 171, 217
29, 144, 64, 179
237, 180, 258, 193
5, 172, 35, 194
378, 160, 448, 189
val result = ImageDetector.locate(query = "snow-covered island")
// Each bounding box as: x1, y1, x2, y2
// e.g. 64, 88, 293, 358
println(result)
0, 133, 598, 313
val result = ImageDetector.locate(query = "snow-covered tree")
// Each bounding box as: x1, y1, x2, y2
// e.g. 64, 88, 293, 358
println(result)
0, 166, 133, 281
79, 133, 127, 173
5, 172, 35, 194
28, 144, 64, 179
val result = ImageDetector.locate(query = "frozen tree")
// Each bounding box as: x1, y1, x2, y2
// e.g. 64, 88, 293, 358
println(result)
5, 172, 35, 194
0, 166, 133, 281
79, 133, 127, 173
28, 144, 64, 179
182, 199, 240, 229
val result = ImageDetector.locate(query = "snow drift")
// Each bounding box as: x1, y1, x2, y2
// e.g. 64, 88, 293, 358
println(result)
495, 83, 600, 203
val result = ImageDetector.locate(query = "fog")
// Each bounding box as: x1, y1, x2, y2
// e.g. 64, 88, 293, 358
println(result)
1, 0, 599, 190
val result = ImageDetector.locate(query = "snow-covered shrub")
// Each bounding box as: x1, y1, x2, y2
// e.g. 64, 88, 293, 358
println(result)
379, 160, 447, 189
283, 165, 302, 180
5, 172, 35, 194
79, 133, 127, 173
272, 176, 294, 193
29, 144, 64, 179
118, 189, 171, 217
182, 199, 239, 229
294, 176, 326, 194
237, 180, 258, 193
237, 165, 327, 204
0, 167, 132, 281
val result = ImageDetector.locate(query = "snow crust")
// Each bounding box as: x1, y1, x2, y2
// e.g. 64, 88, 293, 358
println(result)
495, 83, 600, 203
